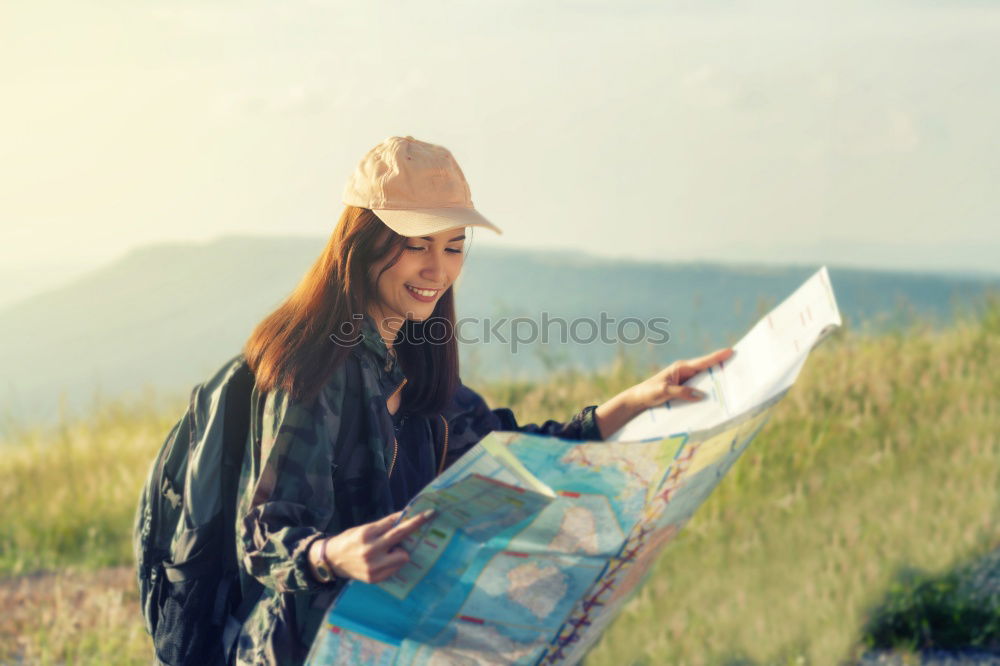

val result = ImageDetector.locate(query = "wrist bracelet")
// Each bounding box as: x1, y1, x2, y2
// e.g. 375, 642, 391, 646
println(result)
312, 536, 336, 584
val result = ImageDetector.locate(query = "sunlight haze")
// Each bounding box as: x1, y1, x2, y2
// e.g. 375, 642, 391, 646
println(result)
3, 0, 998, 282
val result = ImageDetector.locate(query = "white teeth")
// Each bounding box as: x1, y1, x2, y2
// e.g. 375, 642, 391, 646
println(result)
407, 285, 438, 298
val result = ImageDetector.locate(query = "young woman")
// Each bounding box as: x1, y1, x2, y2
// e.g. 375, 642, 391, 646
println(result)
232, 136, 732, 665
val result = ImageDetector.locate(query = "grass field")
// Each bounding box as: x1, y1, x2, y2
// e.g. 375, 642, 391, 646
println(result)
1, 304, 998, 665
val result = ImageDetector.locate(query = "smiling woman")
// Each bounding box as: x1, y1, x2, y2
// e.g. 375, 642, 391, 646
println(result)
203, 136, 733, 665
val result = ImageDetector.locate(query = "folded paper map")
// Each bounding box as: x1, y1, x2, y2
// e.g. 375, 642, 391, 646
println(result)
307, 267, 842, 665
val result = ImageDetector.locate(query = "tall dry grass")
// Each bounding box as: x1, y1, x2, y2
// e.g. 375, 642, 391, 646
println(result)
0, 389, 183, 575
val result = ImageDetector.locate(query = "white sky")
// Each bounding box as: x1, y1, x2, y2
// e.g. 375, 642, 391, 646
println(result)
2, 0, 999, 275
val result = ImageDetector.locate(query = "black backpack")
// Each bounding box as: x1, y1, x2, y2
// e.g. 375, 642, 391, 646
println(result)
133, 354, 262, 665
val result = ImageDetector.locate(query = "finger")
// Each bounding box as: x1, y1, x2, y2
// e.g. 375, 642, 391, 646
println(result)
679, 348, 734, 377
674, 386, 708, 402
663, 385, 706, 403
377, 548, 411, 571
690, 347, 733, 369
366, 510, 405, 539
368, 549, 411, 582
378, 509, 435, 550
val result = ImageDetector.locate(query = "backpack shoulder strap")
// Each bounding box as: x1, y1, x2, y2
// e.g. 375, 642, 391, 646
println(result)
219, 358, 255, 573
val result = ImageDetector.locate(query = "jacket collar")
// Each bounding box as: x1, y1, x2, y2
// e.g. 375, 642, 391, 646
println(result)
359, 314, 401, 375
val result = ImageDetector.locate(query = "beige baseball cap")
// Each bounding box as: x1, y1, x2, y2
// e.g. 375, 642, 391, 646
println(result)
342, 136, 502, 237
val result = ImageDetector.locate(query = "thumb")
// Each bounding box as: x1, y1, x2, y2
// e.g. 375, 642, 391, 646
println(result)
669, 385, 707, 402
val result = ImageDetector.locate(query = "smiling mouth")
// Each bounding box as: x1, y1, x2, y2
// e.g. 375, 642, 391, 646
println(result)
405, 284, 441, 299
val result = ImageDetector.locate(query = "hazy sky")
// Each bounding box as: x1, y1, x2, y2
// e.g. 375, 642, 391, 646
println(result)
3, 0, 999, 277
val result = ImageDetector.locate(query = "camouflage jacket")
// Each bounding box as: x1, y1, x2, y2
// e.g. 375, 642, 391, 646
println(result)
232, 316, 602, 665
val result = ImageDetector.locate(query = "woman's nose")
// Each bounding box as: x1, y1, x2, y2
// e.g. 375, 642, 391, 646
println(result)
420, 251, 444, 282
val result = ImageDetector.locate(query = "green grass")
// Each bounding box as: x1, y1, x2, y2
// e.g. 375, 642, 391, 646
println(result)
1, 303, 998, 664
862, 550, 1000, 653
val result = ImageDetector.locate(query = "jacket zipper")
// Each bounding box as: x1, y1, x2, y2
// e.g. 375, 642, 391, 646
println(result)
385, 379, 450, 479
386, 378, 407, 479
389, 436, 399, 479
436, 414, 449, 476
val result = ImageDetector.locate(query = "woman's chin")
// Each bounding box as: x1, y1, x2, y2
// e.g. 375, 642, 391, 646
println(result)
388, 299, 439, 322
407, 309, 436, 322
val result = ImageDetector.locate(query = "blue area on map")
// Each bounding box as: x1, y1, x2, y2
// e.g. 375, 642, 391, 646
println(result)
506, 435, 654, 527
462, 552, 602, 629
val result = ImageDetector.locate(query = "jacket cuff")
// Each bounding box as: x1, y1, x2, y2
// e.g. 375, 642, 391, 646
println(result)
577, 405, 603, 441
241, 524, 330, 594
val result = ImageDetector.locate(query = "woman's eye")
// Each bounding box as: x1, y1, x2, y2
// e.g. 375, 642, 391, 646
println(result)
405, 245, 462, 254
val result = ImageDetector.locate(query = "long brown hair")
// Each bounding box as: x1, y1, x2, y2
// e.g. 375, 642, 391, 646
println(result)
243, 206, 459, 414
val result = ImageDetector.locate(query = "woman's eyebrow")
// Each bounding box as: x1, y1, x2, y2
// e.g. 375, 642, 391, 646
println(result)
418, 234, 466, 242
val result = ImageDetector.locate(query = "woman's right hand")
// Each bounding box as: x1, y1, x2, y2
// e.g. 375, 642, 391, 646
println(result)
316, 509, 435, 583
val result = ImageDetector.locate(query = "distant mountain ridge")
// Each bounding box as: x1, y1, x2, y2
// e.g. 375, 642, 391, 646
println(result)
2, 236, 997, 434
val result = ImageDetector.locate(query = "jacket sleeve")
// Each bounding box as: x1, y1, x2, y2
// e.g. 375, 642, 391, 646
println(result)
237, 361, 355, 594
441, 383, 603, 471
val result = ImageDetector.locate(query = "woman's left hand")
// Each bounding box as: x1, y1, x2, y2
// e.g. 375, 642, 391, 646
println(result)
628, 347, 734, 411
595, 347, 734, 439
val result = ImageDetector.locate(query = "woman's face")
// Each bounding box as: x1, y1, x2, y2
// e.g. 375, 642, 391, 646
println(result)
371, 227, 466, 324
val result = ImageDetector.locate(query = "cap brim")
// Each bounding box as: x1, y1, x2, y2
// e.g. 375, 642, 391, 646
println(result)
371, 207, 503, 237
